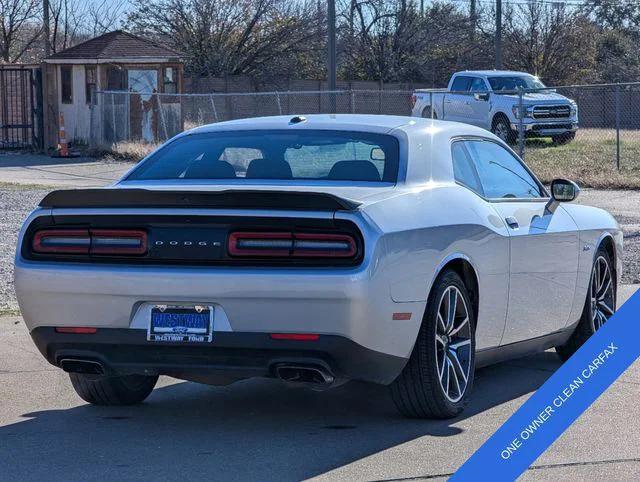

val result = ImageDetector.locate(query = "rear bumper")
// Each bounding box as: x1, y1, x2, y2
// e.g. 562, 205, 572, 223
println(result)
30, 327, 407, 385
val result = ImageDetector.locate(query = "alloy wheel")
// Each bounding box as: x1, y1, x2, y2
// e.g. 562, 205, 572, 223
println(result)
494, 122, 509, 142
435, 286, 472, 403
590, 255, 615, 331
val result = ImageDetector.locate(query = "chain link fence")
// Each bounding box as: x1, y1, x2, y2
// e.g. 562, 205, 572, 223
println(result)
88, 84, 640, 185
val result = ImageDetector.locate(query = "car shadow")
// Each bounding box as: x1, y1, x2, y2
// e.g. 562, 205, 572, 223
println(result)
1, 352, 562, 481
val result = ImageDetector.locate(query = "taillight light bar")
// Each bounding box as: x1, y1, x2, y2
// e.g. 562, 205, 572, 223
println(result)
228, 231, 357, 258
32, 229, 147, 256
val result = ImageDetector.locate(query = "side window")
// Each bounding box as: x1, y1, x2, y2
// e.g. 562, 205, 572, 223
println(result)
464, 140, 544, 199
469, 77, 488, 92
450, 76, 472, 92
452, 142, 483, 195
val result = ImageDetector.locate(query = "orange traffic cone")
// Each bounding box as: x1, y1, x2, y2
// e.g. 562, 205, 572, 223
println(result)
58, 113, 69, 157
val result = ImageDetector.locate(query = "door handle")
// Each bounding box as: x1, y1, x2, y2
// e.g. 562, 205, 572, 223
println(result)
505, 216, 519, 229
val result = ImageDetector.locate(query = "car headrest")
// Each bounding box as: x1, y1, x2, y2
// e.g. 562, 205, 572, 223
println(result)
184, 160, 237, 179
246, 158, 293, 179
328, 160, 381, 182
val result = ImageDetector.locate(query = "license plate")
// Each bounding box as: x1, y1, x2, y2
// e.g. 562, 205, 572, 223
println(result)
148, 305, 213, 343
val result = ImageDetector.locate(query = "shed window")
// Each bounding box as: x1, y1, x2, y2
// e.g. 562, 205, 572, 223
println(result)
107, 66, 127, 90
61, 66, 73, 104
85, 66, 96, 104
163, 67, 177, 94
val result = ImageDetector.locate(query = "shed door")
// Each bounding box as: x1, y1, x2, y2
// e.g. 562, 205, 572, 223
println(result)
128, 70, 158, 142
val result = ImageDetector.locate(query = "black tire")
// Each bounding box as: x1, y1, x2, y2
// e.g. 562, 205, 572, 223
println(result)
69, 373, 158, 405
556, 247, 615, 361
492, 115, 516, 144
390, 270, 476, 419
552, 131, 576, 145
422, 106, 437, 119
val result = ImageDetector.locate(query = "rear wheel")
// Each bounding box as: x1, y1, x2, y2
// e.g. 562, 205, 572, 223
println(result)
421, 106, 437, 119
556, 248, 615, 361
69, 373, 158, 405
390, 270, 475, 419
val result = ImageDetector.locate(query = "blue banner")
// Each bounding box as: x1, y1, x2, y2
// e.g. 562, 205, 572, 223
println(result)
451, 290, 640, 481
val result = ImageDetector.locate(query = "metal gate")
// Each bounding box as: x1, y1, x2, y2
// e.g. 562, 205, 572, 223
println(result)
0, 67, 41, 149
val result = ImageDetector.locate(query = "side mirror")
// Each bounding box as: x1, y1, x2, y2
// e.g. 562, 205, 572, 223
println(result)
551, 178, 580, 202
474, 92, 490, 101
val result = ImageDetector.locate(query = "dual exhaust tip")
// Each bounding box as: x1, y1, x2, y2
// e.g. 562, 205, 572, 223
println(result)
274, 364, 335, 388
59, 358, 105, 376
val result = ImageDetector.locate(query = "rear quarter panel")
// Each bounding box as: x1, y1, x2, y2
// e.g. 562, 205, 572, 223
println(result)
361, 185, 511, 350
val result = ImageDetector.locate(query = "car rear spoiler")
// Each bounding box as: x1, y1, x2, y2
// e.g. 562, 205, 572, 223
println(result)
39, 188, 362, 212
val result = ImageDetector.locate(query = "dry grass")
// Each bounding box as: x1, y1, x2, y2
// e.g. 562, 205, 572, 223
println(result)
88, 141, 158, 163
525, 128, 640, 189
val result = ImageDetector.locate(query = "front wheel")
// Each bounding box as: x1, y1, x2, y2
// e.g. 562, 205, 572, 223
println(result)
556, 247, 615, 361
390, 270, 475, 419
492, 116, 516, 144
69, 373, 158, 405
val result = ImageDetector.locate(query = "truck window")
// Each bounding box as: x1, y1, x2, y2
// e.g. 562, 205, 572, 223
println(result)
450, 76, 472, 92
469, 77, 488, 92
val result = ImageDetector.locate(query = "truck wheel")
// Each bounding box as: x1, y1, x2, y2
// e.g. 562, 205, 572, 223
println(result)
422, 106, 436, 119
552, 131, 576, 145
390, 270, 475, 419
69, 373, 158, 405
556, 247, 615, 361
492, 116, 516, 144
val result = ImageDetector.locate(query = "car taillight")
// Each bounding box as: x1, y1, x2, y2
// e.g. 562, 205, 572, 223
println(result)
32, 229, 147, 256
90, 230, 147, 255
410, 94, 417, 108
228, 231, 356, 258
32, 229, 90, 254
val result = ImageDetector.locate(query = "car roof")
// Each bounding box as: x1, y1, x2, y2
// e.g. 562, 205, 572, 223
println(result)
186, 114, 493, 138
456, 70, 533, 77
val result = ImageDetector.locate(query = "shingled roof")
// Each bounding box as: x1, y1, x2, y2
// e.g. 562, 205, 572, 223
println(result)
47, 30, 182, 60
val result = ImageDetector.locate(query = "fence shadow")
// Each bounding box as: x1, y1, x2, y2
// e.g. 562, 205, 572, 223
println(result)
0, 352, 561, 480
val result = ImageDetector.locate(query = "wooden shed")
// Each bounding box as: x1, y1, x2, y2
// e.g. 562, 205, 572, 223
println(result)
42, 30, 183, 149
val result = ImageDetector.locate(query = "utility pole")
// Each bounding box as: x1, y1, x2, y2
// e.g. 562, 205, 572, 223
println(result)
43, 0, 51, 57
495, 0, 502, 69
327, 0, 337, 112
470, 0, 476, 41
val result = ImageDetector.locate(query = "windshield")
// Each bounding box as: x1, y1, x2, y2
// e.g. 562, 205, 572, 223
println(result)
126, 130, 400, 183
488, 75, 546, 92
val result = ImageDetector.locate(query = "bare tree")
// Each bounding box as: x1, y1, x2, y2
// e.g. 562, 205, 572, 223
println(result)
126, 0, 324, 79
502, 1, 598, 84
48, 0, 86, 53
0, 0, 41, 62
86, 0, 128, 36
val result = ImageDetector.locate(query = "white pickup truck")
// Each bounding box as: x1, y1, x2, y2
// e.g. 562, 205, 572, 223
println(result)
411, 70, 578, 145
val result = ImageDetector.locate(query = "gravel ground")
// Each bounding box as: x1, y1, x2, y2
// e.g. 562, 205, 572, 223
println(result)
0, 187, 638, 312
0, 187, 49, 312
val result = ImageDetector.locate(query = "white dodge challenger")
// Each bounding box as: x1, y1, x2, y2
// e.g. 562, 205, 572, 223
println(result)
14, 114, 622, 419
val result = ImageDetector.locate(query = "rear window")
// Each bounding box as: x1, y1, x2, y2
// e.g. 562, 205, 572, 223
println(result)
126, 130, 400, 183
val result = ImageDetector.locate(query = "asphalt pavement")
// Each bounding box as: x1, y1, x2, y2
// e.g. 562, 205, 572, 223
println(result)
0, 286, 637, 481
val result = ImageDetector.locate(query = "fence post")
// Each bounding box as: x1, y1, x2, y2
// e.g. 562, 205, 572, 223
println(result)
276, 92, 282, 115
156, 93, 168, 142
518, 88, 525, 159
110, 92, 116, 146
209, 95, 219, 122
430, 92, 434, 119
615, 85, 621, 170
350, 89, 355, 114
89, 89, 95, 148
